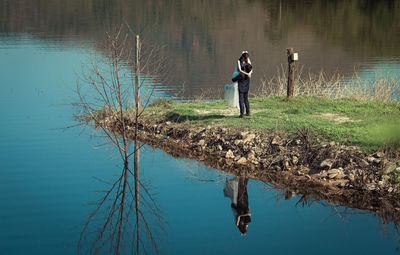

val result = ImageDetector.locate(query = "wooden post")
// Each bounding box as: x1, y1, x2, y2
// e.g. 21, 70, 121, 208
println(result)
135, 35, 141, 107
134, 35, 140, 203
134, 35, 141, 252
287, 48, 295, 98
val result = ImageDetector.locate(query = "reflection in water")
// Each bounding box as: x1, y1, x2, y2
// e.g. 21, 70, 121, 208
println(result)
1, 0, 399, 97
78, 140, 165, 255
224, 176, 251, 235
280, 187, 400, 250
220, 171, 400, 248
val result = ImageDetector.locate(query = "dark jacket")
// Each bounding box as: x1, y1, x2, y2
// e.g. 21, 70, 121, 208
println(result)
232, 73, 250, 93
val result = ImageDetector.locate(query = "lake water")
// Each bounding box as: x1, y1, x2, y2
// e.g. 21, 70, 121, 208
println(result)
1, 1, 400, 254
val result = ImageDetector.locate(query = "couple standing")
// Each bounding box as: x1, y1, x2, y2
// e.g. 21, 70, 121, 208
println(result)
229, 51, 253, 118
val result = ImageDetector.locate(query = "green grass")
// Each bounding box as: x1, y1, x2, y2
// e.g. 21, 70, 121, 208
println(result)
144, 96, 400, 151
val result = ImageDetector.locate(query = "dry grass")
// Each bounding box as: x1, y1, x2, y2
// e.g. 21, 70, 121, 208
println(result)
315, 113, 361, 123
341, 72, 400, 102
254, 65, 400, 102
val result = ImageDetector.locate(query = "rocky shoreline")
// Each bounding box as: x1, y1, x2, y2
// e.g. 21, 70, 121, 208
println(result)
97, 114, 400, 223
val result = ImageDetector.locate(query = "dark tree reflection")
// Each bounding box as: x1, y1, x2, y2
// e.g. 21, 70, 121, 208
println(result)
78, 141, 166, 255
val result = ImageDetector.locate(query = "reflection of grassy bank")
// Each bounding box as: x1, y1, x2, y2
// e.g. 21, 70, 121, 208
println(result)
145, 96, 400, 151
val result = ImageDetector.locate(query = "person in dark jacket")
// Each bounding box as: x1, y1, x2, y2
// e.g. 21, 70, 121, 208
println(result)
232, 63, 252, 118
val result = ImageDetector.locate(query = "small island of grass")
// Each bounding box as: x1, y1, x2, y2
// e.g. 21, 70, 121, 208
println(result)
145, 96, 400, 151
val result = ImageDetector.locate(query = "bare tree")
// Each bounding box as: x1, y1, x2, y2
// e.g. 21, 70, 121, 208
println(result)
74, 25, 167, 255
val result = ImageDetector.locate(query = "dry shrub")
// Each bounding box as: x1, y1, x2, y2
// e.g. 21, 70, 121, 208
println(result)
340, 72, 400, 102
193, 87, 224, 102
255, 65, 400, 102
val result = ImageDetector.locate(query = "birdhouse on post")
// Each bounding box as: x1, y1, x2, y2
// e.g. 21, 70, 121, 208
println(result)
287, 48, 298, 98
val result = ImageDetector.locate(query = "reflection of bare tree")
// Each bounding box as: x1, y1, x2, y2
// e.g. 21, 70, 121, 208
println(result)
74, 25, 167, 254
78, 141, 165, 255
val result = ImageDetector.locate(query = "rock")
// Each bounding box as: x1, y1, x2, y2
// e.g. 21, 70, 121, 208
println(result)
373, 158, 381, 164
283, 160, 290, 169
247, 152, 256, 161
367, 156, 375, 163
359, 159, 369, 168
198, 139, 206, 146
381, 175, 390, 183
328, 173, 337, 179
292, 156, 299, 165
271, 136, 281, 145
244, 134, 256, 143
225, 159, 234, 165
320, 159, 334, 169
225, 150, 234, 159
327, 169, 340, 175
327, 169, 344, 179
374, 152, 385, 158
384, 162, 397, 174
234, 140, 242, 145
366, 183, 376, 191
165, 121, 171, 125
240, 131, 249, 137
237, 157, 247, 165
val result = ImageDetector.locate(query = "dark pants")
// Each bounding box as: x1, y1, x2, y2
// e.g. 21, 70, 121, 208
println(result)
239, 92, 250, 116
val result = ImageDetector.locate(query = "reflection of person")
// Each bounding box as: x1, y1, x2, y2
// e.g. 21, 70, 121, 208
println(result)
232, 63, 252, 118
223, 176, 251, 235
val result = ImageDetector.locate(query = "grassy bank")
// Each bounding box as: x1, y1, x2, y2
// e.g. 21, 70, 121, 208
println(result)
143, 96, 400, 151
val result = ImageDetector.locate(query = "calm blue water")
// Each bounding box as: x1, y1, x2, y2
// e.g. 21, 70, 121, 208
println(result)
0, 36, 399, 254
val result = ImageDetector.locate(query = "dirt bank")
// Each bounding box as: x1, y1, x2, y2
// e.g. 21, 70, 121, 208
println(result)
96, 114, 400, 223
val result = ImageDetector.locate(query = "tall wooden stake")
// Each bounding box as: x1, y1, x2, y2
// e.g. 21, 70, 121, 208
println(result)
287, 48, 295, 98
134, 34, 140, 254
135, 35, 140, 107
